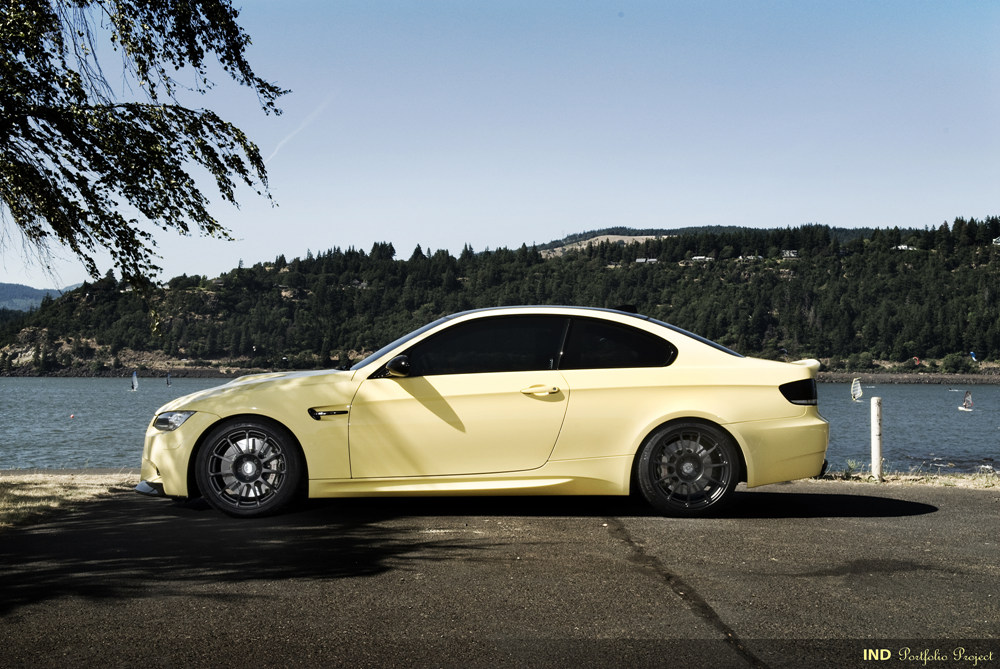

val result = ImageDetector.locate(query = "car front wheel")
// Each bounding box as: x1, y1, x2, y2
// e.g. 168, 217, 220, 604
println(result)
195, 420, 303, 518
636, 422, 739, 516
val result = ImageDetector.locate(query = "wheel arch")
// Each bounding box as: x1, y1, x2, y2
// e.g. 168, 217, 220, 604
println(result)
186, 413, 310, 499
628, 417, 748, 494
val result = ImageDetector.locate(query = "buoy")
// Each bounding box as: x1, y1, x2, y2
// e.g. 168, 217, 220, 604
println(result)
70, 414, 75, 419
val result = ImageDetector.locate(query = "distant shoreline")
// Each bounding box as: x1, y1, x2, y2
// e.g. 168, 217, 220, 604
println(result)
0, 367, 256, 379
818, 372, 1000, 385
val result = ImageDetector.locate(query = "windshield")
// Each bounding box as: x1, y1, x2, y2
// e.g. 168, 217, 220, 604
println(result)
349, 314, 457, 370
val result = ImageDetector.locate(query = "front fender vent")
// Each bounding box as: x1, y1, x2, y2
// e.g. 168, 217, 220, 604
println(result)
308, 408, 349, 420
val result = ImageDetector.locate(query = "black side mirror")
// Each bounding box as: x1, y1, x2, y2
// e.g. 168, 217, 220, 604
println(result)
385, 355, 411, 378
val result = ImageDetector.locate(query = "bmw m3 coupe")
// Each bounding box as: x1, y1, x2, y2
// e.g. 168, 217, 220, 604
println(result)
136, 306, 828, 517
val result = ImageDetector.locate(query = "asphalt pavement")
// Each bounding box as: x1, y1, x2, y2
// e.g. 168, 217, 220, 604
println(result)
0, 480, 997, 669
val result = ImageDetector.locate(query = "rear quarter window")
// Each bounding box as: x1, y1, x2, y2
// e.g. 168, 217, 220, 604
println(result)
560, 318, 677, 370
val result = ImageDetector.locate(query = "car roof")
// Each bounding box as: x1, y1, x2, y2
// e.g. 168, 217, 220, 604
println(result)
439, 306, 743, 357
447, 304, 648, 321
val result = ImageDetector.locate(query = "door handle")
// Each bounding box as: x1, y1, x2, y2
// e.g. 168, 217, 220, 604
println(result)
520, 385, 560, 396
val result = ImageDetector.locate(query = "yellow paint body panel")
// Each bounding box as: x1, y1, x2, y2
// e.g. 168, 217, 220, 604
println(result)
309, 455, 633, 498
139, 370, 359, 496
349, 370, 568, 477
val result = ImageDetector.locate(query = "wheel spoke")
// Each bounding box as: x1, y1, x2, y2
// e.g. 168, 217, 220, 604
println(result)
210, 449, 234, 463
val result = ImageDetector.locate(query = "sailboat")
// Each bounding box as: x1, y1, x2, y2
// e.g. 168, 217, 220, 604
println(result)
958, 391, 973, 412
850, 377, 863, 402
131, 371, 138, 392
166, 372, 172, 387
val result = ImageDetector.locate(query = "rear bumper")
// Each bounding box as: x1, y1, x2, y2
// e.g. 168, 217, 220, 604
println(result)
733, 410, 830, 487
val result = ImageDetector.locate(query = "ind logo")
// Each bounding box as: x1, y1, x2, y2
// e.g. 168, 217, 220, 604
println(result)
863, 649, 892, 661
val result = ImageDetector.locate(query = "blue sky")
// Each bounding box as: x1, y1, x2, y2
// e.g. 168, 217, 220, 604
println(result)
4, 0, 998, 288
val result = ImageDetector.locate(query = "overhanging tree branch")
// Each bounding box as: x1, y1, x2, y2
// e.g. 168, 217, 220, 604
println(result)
0, 0, 288, 283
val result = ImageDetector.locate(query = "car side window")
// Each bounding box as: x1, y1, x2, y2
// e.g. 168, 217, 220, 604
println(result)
560, 318, 677, 370
406, 316, 568, 376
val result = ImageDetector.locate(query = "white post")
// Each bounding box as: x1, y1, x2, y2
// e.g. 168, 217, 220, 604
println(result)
870, 397, 883, 482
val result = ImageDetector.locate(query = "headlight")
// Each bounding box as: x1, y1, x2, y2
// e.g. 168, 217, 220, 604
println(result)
153, 411, 196, 431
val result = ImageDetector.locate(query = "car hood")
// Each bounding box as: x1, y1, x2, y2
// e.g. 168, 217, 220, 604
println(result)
156, 368, 357, 414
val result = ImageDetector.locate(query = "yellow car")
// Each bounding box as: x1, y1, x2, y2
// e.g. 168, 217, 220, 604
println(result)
136, 306, 828, 517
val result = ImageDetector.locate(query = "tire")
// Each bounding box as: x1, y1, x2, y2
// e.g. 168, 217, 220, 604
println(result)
195, 420, 303, 518
636, 422, 739, 517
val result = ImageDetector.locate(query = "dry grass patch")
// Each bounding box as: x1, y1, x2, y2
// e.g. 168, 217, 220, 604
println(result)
0, 471, 138, 530
820, 469, 999, 488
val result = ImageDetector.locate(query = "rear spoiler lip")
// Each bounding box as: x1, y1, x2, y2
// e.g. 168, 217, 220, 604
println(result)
790, 358, 821, 375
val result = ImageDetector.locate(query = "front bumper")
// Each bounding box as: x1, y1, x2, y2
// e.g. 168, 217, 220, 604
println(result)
134, 480, 166, 497
138, 410, 221, 498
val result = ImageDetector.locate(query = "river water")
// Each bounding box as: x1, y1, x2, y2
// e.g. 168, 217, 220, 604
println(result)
1, 377, 997, 474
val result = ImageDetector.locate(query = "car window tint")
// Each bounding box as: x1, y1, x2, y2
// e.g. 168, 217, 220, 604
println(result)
561, 318, 677, 369
407, 316, 568, 376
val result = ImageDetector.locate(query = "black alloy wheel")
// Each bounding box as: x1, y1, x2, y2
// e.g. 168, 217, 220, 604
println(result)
637, 421, 739, 516
195, 420, 303, 517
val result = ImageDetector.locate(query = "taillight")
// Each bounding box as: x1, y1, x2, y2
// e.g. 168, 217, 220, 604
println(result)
780, 379, 818, 406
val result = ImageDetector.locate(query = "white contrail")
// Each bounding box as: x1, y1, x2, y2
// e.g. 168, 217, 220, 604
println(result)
264, 95, 333, 164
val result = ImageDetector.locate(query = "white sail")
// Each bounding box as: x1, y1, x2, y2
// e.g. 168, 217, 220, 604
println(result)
131, 371, 138, 391
850, 378, 862, 402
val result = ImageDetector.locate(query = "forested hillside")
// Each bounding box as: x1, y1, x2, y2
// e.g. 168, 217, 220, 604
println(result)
0, 283, 67, 311
2, 218, 999, 376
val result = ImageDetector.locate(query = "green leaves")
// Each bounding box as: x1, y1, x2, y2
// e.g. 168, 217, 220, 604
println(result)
1, 0, 285, 283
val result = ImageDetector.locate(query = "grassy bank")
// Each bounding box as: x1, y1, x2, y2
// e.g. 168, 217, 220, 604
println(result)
0, 469, 997, 532
0, 470, 137, 531
818, 470, 999, 488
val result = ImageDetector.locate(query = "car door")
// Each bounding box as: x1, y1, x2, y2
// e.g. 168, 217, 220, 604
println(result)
348, 315, 570, 478
549, 317, 679, 461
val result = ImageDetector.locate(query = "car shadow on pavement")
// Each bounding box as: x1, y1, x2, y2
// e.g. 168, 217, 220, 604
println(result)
0, 493, 509, 617
0, 487, 934, 617
288, 487, 938, 520
721, 488, 938, 519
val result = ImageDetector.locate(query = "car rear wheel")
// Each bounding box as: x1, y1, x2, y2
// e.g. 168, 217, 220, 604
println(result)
195, 420, 303, 518
637, 422, 739, 516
